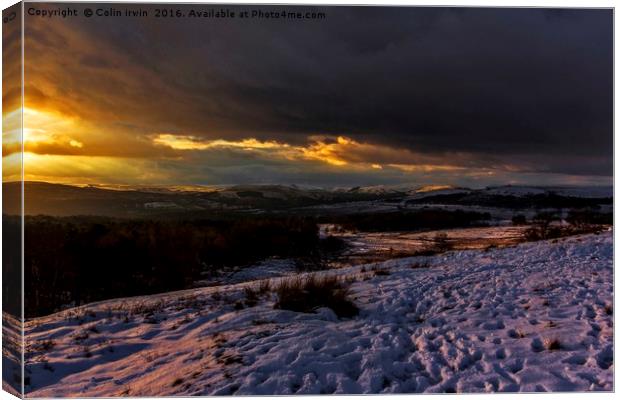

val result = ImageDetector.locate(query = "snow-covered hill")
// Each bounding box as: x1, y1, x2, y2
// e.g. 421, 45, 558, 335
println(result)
22, 232, 612, 396
481, 185, 613, 199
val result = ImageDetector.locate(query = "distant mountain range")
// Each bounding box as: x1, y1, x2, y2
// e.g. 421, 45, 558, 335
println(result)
2, 181, 612, 218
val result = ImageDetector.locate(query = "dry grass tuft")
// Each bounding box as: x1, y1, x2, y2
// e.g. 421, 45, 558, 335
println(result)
371, 266, 391, 276
410, 261, 430, 269
257, 280, 271, 295
545, 320, 558, 328
274, 275, 358, 318
34, 339, 55, 352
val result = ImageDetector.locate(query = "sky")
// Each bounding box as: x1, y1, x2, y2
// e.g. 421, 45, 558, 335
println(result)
2, 5, 613, 188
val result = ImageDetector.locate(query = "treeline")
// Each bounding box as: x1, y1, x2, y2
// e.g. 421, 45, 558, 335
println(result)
2, 216, 21, 317
406, 193, 611, 209
18, 215, 319, 318
327, 209, 492, 232
513, 209, 612, 227
520, 209, 612, 241
566, 209, 613, 226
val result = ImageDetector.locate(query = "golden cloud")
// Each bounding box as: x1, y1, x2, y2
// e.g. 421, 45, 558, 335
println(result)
153, 134, 290, 152
3, 103, 501, 186
151, 133, 470, 173
1, 108, 86, 157
21, 153, 171, 185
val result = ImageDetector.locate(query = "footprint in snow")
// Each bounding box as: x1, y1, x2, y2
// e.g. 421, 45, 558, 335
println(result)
482, 320, 505, 330
595, 345, 613, 370
562, 354, 587, 365
495, 348, 507, 359
505, 358, 524, 374
530, 338, 544, 353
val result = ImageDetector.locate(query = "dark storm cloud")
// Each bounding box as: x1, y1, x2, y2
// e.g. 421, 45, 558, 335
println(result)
22, 4, 612, 185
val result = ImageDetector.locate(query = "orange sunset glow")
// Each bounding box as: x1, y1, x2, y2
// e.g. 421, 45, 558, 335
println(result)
1, 5, 614, 398
1, 4, 611, 188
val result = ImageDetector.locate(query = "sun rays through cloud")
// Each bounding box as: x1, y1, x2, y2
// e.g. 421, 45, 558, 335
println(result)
2, 6, 611, 188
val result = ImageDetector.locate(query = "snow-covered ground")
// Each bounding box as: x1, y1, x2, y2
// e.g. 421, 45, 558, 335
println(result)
482, 185, 613, 199
19, 231, 613, 396
2, 313, 22, 397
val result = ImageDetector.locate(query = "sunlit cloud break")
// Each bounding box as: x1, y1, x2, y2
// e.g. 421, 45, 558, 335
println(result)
151, 133, 466, 172
152, 134, 289, 151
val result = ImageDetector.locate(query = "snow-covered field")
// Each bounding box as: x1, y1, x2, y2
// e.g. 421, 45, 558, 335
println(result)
19, 231, 613, 396
323, 225, 530, 266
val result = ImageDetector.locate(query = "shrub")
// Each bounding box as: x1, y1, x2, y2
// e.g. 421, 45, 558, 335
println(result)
33, 339, 55, 352
320, 235, 348, 253
524, 220, 603, 242
543, 337, 562, 351
294, 254, 329, 272
533, 211, 558, 226
410, 261, 430, 269
566, 210, 612, 227
257, 280, 271, 295
243, 287, 259, 307
274, 275, 358, 318
411, 249, 440, 257
433, 232, 452, 252
512, 214, 527, 225
524, 213, 562, 241
372, 266, 391, 276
